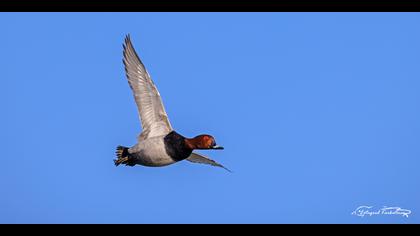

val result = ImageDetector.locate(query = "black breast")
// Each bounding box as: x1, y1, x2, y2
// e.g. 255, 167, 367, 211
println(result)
164, 131, 193, 162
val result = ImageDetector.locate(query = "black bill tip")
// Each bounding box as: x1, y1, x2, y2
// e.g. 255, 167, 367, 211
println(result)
212, 145, 224, 150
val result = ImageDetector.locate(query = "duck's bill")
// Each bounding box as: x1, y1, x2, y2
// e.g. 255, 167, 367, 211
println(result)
212, 145, 224, 150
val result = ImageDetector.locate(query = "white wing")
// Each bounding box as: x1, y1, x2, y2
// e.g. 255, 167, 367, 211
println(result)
186, 153, 231, 172
123, 35, 173, 140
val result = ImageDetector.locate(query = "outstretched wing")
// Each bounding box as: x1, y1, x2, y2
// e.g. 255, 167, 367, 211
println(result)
186, 153, 231, 172
123, 35, 173, 140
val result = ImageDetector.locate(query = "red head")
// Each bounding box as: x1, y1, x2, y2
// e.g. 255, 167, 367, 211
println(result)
185, 134, 224, 150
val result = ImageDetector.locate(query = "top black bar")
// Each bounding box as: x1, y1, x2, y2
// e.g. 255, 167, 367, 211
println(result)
1, 0, 420, 12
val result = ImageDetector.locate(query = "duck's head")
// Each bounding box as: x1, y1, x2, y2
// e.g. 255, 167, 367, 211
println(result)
185, 134, 224, 150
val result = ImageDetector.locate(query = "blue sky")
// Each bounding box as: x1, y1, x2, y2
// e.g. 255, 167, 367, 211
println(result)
2, 13, 420, 223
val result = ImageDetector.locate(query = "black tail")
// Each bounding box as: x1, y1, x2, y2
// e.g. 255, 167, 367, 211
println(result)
114, 146, 130, 166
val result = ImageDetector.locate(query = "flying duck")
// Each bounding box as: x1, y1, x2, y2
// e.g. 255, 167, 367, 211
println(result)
114, 35, 229, 172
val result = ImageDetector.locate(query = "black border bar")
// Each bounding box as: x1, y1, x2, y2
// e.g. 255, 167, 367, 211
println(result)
1, 0, 420, 12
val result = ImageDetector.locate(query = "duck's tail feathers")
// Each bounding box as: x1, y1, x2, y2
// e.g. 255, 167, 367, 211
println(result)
114, 146, 129, 166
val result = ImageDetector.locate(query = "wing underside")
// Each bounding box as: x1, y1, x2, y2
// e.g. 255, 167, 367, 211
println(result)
123, 35, 173, 140
186, 152, 231, 172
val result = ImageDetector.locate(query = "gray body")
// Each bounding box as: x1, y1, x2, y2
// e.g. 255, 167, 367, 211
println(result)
128, 135, 175, 167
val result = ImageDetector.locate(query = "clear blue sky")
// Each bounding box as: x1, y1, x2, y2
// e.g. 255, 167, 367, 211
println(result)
2, 13, 420, 223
